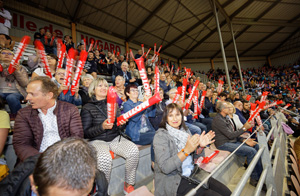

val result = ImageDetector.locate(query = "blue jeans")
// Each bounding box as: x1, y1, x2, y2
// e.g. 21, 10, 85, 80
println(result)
218, 142, 262, 180
186, 122, 202, 135
0, 93, 24, 114
199, 117, 213, 131
193, 121, 207, 132
133, 131, 156, 162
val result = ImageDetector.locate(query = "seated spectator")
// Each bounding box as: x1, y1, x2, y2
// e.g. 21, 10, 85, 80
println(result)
0, 49, 29, 118
203, 89, 216, 117
288, 117, 300, 137
242, 100, 250, 120
159, 72, 171, 93
27, 47, 42, 72
63, 35, 74, 52
31, 54, 58, 79
219, 92, 227, 102
98, 49, 108, 74
0, 1, 11, 36
80, 78, 138, 194
234, 101, 247, 124
212, 101, 264, 188
41, 31, 56, 55
0, 34, 14, 50
105, 51, 115, 75
123, 84, 155, 145
1, 138, 108, 196
146, 66, 153, 75
78, 74, 94, 106
116, 62, 135, 86
134, 49, 142, 59
33, 28, 45, 41
53, 68, 82, 106
165, 88, 177, 105
128, 61, 141, 85
83, 51, 98, 79
114, 75, 126, 109
153, 103, 231, 196
149, 88, 166, 130
13, 76, 83, 162
0, 96, 9, 156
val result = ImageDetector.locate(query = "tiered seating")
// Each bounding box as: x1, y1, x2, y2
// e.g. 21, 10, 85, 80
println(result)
288, 137, 300, 195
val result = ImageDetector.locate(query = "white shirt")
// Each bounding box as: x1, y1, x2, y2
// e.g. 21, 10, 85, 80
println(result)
38, 102, 60, 152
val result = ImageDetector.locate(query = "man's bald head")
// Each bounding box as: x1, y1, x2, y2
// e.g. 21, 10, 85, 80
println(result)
234, 101, 243, 111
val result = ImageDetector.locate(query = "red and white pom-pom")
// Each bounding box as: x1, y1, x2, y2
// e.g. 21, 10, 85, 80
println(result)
63, 48, 77, 95
217, 80, 224, 95
255, 114, 263, 128
248, 101, 266, 123
198, 91, 207, 115
83, 38, 87, 51
263, 100, 283, 110
8, 35, 30, 74
57, 44, 66, 69
181, 78, 188, 104
134, 57, 151, 96
117, 93, 162, 126
154, 65, 160, 94
198, 91, 207, 116
193, 90, 199, 119
260, 91, 269, 102
185, 80, 200, 110
107, 86, 117, 124
172, 87, 182, 103
246, 95, 251, 101
70, 50, 88, 95
88, 39, 94, 52
35, 40, 52, 78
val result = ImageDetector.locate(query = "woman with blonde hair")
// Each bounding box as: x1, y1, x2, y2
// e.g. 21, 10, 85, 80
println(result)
81, 78, 139, 194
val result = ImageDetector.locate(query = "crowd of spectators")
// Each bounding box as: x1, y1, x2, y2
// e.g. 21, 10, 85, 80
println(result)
0, 26, 300, 195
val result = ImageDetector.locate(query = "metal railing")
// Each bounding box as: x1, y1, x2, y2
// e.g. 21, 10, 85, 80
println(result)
186, 112, 287, 196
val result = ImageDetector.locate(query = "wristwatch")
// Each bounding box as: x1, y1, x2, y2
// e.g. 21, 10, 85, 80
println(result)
181, 149, 189, 156
242, 127, 246, 131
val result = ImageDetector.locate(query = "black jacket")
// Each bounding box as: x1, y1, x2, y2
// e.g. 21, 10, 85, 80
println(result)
81, 97, 124, 142
0, 155, 108, 196
78, 87, 91, 106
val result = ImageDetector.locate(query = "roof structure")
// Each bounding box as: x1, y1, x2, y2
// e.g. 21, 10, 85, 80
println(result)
14, 0, 300, 60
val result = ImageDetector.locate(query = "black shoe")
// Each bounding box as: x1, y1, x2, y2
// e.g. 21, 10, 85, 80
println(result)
250, 178, 267, 192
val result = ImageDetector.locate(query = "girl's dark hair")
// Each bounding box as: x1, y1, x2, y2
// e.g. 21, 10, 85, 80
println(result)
0, 96, 4, 110
47, 53, 58, 62
124, 84, 138, 101
159, 103, 188, 130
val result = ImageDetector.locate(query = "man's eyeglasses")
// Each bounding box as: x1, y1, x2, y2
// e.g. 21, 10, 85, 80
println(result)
1, 52, 13, 56
47, 57, 55, 60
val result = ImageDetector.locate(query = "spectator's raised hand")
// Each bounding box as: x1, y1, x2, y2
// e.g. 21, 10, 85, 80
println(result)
184, 134, 200, 154
198, 131, 215, 148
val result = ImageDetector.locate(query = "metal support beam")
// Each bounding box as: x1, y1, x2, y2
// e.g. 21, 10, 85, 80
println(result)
72, 0, 85, 22
240, 26, 284, 56
212, 0, 232, 92
161, 13, 214, 52
126, 0, 170, 42
211, 0, 281, 59
71, 23, 77, 44
268, 27, 300, 56
180, 0, 253, 59
230, 22, 245, 94
232, 19, 300, 27
210, 59, 214, 70
161, 0, 234, 53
